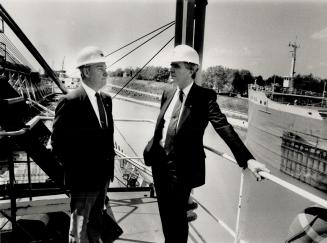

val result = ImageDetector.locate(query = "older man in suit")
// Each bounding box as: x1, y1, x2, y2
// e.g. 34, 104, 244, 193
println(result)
51, 46, 115, 243
144, 44, 269, 243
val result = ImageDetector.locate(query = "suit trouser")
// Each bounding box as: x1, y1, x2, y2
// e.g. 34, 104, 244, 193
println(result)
152, 162, 191, 243
69, 182, 109, 243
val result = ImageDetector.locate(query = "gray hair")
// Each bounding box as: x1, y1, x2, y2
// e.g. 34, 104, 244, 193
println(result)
184, 62, 199, 79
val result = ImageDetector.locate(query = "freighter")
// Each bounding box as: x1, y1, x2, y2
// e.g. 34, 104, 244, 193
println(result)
246, 41, 327, 192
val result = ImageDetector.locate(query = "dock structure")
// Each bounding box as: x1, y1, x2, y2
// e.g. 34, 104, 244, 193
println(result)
281, 131, 327, 192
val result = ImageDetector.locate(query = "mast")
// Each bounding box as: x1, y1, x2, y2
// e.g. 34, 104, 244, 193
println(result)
288, 39, 299, 90
174, 0, 208, 68
61, 56, 65, 71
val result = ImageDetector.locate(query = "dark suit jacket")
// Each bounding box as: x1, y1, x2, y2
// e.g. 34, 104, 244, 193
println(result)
144, 83, 254, 189
51, 86, 115, 191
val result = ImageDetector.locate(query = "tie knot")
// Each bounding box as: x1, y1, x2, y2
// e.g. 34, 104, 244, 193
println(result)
179, 90, 184, 102
95, 92, 100, 98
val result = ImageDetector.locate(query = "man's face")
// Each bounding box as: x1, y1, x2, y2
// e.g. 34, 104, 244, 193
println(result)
170, 62, 191, 88
87, 63, 108, 89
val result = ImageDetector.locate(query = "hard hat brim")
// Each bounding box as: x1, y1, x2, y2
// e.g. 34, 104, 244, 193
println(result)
170, 59, 199, 65
76, 58, 106, 68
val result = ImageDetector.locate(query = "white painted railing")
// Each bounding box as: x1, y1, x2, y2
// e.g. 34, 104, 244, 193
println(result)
114, 118, 327, 243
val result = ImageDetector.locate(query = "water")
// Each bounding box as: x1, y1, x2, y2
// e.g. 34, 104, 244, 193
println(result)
112, 97, 326, 243
217, 95, 248, 114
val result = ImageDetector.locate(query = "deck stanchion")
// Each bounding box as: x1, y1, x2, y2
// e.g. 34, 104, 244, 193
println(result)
234, 170, 244, 243
7, 136, 17, 242
27, 153, 32, 201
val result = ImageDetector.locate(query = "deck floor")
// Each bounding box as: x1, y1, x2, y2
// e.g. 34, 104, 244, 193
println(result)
109, 191, 233, 243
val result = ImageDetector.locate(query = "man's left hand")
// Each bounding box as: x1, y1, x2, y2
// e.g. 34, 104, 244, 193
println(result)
247, 159, 270, 181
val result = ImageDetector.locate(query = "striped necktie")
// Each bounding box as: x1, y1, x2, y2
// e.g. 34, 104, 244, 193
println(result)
164, 90, 184, 154
95, 92, 107, 128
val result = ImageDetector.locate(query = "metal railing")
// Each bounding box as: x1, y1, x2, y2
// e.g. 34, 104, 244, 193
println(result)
203, 145, 327, 243
2, 117, 327, 242
113, 118, 327, 243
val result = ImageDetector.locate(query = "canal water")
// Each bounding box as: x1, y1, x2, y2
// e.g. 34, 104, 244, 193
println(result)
112, 96, 327, 243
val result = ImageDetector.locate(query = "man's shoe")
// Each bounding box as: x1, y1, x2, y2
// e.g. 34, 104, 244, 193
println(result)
187, 211, 197, 222
187, 201, 198, 211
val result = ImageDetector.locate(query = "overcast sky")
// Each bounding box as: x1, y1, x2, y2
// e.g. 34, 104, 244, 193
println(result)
2, 0, 327, 79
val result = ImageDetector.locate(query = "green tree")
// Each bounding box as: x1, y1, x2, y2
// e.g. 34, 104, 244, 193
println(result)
255, 75, 264, 86
155, 67, 170, 82
232, 69, 254, 95
124, 67, 133, 77
294, 74, 323, 93
202, 66, 229, 91
266, 75, 283, 86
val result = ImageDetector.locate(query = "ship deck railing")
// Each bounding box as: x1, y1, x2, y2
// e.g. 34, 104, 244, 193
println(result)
112, 118, 327, 242
249, 83, 327, 98
1, 118, 327, 242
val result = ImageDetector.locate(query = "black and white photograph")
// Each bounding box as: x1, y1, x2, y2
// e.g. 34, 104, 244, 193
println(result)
0, 0, 326, 242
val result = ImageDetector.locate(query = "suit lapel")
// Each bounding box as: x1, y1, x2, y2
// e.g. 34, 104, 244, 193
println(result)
79, 86, 102, 128
156, 88, 176, 129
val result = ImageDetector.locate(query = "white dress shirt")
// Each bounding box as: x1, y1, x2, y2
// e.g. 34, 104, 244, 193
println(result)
81, 81, 105, 127
160, 82, 194, 148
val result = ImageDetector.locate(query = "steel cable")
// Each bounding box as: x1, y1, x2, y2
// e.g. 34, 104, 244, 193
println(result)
112, 35, 174, 99
109, 22, 174, 67
105, 20, 174, 57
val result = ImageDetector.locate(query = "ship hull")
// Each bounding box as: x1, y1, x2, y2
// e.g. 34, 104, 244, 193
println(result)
246, 88, 327, 192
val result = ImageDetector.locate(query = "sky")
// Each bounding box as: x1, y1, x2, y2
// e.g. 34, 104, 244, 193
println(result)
2, 0, 327, 79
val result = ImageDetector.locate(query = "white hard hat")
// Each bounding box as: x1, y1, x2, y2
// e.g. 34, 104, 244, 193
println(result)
171, 44, 200, 65
76, 46, 106, 68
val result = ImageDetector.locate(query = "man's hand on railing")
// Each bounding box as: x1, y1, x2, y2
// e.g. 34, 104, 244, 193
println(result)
247, 159, 270, 181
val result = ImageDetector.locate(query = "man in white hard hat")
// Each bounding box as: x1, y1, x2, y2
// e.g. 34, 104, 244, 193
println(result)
144, 44, 269, 243
52, 46, 116, 243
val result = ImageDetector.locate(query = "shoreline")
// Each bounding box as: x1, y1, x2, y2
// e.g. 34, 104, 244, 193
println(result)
104, 86, 248, 131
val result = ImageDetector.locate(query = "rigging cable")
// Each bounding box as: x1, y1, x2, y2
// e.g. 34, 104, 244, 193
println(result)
112, 35, 174, 99
105, 20, 175, 57
109, 22, 175, 67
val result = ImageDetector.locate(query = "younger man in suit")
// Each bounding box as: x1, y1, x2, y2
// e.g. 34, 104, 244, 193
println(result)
144, 44, 269, 243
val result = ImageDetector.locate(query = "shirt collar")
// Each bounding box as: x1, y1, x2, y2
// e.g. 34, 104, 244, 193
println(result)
81, 81, 97, 98
179, 81, 194, 98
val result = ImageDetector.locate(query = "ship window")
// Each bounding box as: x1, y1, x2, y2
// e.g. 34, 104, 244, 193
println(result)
308, 112, 312, 115
260, 100, 262, 104
264, 101, 266, 105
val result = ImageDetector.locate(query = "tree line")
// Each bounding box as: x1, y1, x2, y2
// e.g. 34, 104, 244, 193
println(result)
109, 66, 327, 96
109, 66, 170, 83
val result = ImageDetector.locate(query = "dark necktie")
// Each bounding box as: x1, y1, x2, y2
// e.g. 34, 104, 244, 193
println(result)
164, 90, 184, 154
95, 92, 107, 128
